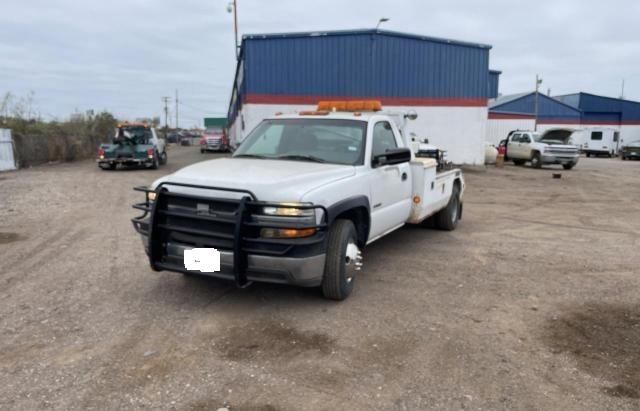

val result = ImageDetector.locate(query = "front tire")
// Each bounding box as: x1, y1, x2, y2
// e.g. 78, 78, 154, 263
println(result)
160, 151, 168, 165
151, 153, 159, 169
563, 162, 576, 170
586, 152, 591, 158
531, 152, 542, 169
513, 159, 525, 166
322, 219, 361, 301
435, 184, 461, 231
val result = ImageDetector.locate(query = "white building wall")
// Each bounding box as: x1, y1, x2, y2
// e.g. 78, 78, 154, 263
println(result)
231, 103, 488, 165
486, 118, 535, 146
621, 125, 640, 146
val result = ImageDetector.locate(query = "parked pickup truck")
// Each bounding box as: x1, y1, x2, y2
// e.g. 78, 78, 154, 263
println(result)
131, 101, 465, 300
501, 130, 579, 169
97, 123, 167, 170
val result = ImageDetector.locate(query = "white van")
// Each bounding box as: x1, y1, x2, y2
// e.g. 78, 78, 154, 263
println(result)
582, 128, 620, 157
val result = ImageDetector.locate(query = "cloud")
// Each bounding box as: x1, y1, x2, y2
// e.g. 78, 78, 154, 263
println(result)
1, 0, 638, 126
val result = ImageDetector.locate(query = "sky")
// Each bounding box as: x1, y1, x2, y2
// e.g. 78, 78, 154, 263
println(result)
2, 0, 639, 128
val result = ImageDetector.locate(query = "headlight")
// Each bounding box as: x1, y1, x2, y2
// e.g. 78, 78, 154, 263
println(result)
262, 202, 314, 217
147, 191, 157, 202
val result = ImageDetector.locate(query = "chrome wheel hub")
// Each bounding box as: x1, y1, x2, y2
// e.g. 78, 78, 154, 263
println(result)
344, 241, 363, 283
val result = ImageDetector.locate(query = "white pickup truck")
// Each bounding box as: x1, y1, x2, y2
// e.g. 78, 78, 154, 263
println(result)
502, 130, 580, 169
132, 101, 465, 300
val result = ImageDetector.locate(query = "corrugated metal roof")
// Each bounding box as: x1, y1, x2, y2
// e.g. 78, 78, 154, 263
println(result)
489, 92, 530, 108
490, 92, 581, 120
242, 29, 492, 50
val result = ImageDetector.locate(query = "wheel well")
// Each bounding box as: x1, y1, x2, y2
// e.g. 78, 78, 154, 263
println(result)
334, 207, 369, 247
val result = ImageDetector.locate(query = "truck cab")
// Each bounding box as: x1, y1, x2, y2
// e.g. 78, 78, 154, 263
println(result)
132, 101, 464, 300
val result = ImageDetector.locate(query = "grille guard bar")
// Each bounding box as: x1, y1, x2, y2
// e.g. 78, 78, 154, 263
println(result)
131, 182, 328, 287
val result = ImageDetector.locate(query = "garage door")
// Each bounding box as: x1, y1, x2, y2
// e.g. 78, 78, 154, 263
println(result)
0, 129, 16, 171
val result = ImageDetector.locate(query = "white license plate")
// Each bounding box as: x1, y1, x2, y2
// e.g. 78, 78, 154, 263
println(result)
183, 248, 221, 273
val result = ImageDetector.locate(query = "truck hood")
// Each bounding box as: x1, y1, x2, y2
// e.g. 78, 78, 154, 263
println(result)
154, 158, 355, 201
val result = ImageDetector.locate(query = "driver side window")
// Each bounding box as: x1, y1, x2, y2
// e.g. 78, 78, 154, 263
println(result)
371, 122, 397, 158
249, 124, 284, 155
521, 134, 531, 143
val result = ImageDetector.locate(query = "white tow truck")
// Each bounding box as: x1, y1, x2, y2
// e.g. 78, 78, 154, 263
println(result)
132, 101, 465, 300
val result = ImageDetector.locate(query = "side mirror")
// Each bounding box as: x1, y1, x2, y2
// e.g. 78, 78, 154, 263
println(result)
372, 147, 412, 168
405, 110, 418, 121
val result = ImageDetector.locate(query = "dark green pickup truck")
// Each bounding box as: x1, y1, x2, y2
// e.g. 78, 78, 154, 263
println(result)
97, 123, 167, 170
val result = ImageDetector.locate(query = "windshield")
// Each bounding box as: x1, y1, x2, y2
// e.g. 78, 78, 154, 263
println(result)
114, 127, 150, 145
233, 118, 367, 165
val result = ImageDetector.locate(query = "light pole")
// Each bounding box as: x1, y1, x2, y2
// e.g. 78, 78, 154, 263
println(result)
376, 17, 390, 30
227, 0, 239, 60
534, 74, 543, 131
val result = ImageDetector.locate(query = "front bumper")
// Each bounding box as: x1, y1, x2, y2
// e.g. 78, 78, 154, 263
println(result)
135, 231, 325, 286
97, 158, 152, 166
541, 153, 579, 165
131, 183, 328, 288
202, 143, 227, 151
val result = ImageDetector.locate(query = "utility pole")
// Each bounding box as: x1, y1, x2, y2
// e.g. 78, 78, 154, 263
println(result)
161, 96, 171, 137
175, 89, 179, 130
534, 74, 543, 131
227, 0, 239, 59
620, 79, 625, 100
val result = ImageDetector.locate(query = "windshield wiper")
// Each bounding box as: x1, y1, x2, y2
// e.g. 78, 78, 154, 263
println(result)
276, 154, 326, 163
234, 154, 270, 159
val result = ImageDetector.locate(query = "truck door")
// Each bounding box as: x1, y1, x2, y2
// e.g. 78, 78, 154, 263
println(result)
368, 121, 412, 239
520, 133, 532, 158
507, 133, 522, 158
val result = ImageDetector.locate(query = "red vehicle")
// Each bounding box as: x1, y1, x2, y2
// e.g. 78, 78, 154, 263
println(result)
200, 128, 229, 153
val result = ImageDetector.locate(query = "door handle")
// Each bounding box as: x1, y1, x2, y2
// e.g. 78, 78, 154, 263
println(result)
401, 172, 408, 181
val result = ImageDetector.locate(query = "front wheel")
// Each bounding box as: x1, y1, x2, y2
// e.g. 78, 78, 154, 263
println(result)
322, 219, 361, 301
151, 153, 159, 169
435, 184, 461, 231
160, 151, 168, 165
531, 152, 542, 169
513, 159, 525, 166
586, 152, 591, 158
563, 162, 576, 170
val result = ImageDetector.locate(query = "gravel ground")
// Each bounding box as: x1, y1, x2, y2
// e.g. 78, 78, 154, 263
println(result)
1, 147, 639, 410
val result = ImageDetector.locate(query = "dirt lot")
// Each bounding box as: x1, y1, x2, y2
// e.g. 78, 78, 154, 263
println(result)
1, 147, 639, 410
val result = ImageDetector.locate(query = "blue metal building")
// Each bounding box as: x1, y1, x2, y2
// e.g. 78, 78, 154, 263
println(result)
490, 92, 581, 124
229, 29, 498, 120
227, 29, 500, 164
488, 70, 501, 99
555, 92, 640, 125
